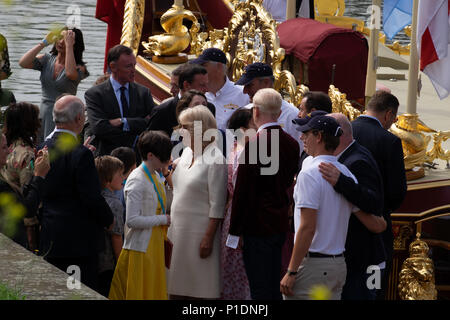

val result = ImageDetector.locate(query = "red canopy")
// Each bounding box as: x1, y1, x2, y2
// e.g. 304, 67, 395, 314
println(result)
277, 18, 368, 101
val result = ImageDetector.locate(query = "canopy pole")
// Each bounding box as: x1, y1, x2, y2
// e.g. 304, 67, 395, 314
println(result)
364, 0, 381, 106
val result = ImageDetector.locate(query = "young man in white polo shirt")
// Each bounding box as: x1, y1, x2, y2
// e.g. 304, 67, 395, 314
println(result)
280, 112, 357, 300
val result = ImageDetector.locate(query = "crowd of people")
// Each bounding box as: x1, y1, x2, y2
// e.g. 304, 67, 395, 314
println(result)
0, 26, 407, 301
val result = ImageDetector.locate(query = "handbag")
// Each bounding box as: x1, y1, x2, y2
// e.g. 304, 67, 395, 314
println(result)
142, 164, 173, 269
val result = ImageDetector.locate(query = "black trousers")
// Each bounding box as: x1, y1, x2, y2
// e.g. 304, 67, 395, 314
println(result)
243, 233, 286, 300
341, 269, 377, 300
46, 255, 99, 292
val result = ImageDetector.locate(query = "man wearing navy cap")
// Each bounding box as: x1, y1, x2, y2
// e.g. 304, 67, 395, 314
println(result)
281, 112, 384, 300
237, 62, 303, 155
191, 48, 249, 130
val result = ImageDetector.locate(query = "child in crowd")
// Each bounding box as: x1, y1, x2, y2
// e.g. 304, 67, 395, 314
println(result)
94, 155, 125, 297
110, 147, 137, 218
109, 131, 172, 300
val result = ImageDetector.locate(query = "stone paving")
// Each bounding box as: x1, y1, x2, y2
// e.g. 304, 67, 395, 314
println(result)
0, 233, 106, 300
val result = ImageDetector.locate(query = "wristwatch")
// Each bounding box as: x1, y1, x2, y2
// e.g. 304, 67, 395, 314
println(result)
287, 269, 297, 276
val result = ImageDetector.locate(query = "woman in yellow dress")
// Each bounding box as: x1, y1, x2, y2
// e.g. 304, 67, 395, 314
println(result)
109, 131, 172, 300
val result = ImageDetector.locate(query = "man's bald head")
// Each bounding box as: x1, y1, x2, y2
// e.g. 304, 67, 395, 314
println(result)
53, 95, 84, 125
328, 113, 353, 154
53, 95, 85, 134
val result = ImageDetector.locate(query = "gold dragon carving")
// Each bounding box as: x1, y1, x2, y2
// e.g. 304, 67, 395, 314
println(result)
142, 3, 199, 57
398, 233, 438, 300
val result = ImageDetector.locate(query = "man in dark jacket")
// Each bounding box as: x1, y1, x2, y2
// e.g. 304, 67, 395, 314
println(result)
39, 95, 114, 291
351, 91, 407, 299
85, 45, 154, 156
147, 63, 215, 137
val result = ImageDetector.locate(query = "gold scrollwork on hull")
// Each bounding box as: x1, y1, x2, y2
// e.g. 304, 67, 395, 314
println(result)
328, 85, 361, 121
398, 233, 437, 300
121, 0, 146, 56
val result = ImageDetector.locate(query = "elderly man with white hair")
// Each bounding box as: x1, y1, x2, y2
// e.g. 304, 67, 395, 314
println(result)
228, 88, 299, 300
39, 95, 114, 291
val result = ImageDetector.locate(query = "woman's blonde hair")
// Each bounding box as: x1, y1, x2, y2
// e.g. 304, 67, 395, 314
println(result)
178, 105, 217, 151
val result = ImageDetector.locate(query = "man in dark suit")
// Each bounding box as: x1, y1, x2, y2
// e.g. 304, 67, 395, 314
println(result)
318, 113, 387, 300
147, 63, 215, 137
297, 91, 333, 171
228, 88, 300, 300
351, 91, 407, 299
85, 44, 154, 156
39, 95, 114, 291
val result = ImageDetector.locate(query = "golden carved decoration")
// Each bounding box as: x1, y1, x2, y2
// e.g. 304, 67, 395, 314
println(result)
390, 114, 434, 170
328, 85, 361, 121
386, 26, 412, 56
120, 0, 146, 56
398, 233, 438, 300
142, 3, 198, 57
390, 113, 450, 175
393, 224, 413, 250
426, 130, 450, 163
314, 0, 346, 17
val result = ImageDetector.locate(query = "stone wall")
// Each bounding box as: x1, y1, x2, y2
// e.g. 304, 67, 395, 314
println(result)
0, 233, 106, 300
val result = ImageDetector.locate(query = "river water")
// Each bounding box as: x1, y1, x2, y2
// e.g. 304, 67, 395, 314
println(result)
0, 0, 408, 105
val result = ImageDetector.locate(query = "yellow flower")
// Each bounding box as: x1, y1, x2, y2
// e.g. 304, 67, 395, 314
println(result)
309, 284, 332, 300
56, 134, 78, 153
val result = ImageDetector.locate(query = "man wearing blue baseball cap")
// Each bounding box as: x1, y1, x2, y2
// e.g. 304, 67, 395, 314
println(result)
236, 62, 302, 155
190, 48, 249, 130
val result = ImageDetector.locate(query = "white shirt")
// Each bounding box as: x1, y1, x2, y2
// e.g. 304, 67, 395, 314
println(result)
294, 155, 359, 255
206, 77, 250, 130
245, 100, 303, 154
45, 128, 78, 141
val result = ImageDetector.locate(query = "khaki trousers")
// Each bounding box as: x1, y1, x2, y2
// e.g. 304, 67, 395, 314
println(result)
283, 256, 347, 300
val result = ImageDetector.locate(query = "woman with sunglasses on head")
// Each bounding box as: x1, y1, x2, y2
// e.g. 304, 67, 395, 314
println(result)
19, 26, 89, 141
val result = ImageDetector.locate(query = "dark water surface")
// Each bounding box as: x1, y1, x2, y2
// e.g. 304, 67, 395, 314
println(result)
1, 0, 106, 105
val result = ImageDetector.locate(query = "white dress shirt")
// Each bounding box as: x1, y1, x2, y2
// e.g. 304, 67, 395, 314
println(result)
206, 77, 250, 130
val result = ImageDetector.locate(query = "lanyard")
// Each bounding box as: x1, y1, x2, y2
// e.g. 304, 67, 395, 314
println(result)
142, 163, 166, 215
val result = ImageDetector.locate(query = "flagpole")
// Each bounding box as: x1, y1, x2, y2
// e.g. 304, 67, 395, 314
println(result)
364, 0, 381, 105
406, 0, 420, 114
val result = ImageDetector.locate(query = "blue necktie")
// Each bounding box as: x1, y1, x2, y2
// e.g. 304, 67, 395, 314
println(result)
120, 86, 129, 117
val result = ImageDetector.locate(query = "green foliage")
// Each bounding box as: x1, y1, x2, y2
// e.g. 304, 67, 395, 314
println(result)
0, 192, 26, 238
0, 281, 26, 300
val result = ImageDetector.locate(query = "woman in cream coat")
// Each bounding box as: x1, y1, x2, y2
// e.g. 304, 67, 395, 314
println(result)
168, 105, 228, 299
